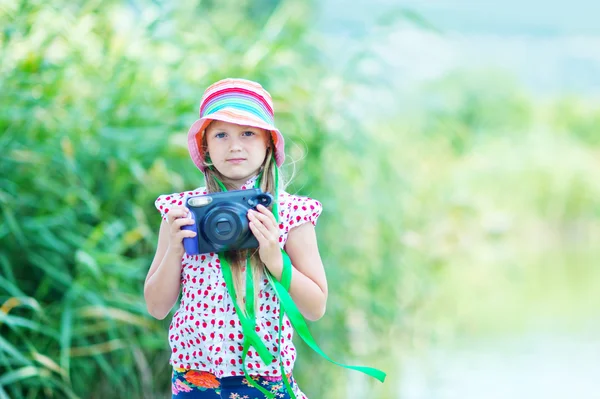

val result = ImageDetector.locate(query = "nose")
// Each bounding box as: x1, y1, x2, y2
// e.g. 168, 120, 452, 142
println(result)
228, 135, 243, 152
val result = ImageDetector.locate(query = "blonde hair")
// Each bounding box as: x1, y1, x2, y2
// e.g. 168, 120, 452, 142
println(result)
201, 125, 281, 313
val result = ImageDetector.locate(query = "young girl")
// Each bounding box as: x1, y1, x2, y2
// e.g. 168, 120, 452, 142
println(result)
144, 78, 328, 399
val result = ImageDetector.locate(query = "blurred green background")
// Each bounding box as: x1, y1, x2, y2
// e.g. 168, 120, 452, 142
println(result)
1, 0, 599, 398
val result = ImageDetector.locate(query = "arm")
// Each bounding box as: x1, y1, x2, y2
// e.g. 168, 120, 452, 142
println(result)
281, 222, 328, 321
144, 207, 196, 320
248, 206, 328, 321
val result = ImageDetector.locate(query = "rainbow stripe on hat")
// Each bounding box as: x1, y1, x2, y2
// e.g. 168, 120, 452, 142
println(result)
200, 86, 275, 126
186, 78, 285, 172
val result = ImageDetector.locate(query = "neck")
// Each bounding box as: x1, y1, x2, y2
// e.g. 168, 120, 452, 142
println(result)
218, 173, 259, 190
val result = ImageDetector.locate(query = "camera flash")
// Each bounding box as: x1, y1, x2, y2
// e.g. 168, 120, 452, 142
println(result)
188, 196, 213, 207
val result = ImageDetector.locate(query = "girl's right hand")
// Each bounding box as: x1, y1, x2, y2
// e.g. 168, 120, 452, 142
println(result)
165, 206, 197, 256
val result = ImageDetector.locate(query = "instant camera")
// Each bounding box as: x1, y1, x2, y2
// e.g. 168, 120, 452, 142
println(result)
182, 189, 273, 255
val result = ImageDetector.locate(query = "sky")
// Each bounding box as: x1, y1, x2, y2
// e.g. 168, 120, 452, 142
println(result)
320, 0, 600, 36
317, 0, 600, 97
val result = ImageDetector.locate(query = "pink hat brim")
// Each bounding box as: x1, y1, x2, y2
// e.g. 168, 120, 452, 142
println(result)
187, 109, 285, 172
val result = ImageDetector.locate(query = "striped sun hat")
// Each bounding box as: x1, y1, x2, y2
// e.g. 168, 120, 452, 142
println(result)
187, 78, 285, 172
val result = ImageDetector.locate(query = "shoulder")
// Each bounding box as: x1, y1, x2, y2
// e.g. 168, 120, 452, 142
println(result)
278, 191, 323, 228
154, 187, 207, 221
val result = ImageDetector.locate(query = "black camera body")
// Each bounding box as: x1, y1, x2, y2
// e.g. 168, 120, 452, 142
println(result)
182, 189, 274, 255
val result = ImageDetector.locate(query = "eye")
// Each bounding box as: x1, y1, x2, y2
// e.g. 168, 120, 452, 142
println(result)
215, 132, 227, 139
242, 130, 256, 137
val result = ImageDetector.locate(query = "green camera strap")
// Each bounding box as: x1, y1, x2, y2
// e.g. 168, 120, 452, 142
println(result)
216, 172, 280, 397
213, 165, 386, 399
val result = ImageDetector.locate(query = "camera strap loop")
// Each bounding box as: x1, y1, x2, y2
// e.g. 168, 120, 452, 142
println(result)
266, 271, 387, 383
220, 260, 274, 365
270, 253, 296, 397
215, 164, 386, 399
213, 176, 228, 192
270, 165, 386, 387
215, 171, 279, 398
220, 256, 279, 399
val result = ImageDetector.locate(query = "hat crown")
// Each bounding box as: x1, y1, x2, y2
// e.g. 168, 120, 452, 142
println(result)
199, 78, 275, 125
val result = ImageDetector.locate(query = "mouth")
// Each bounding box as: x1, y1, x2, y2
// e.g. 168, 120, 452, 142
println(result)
226, 158, 247, 164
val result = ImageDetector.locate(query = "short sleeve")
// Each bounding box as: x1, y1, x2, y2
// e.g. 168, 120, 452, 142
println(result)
286, 195, 323, 228
154, 187, 207, 222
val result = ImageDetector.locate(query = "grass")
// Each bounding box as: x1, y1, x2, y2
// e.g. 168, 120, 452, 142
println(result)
2, 0, 600, 398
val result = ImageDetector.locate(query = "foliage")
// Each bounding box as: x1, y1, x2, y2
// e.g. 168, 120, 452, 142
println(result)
2, 0, 600, 398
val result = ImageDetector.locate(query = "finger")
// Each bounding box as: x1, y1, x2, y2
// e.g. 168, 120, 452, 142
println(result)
167, 207, 190, 223
248, 213, 278, 239
249, 221, 267, 243
255, 204, 277, 222
249, 219, 277, 246
249, 208, 277, 229
176, 229, 197, 239
171, 217, 195, 229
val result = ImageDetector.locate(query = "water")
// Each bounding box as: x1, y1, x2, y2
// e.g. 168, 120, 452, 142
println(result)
398, 330, 600, 399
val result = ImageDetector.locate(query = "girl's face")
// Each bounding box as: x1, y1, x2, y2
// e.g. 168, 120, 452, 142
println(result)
205, 120, 270, 187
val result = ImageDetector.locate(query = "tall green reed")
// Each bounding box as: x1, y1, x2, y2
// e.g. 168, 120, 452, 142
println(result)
2, 0, 600, 398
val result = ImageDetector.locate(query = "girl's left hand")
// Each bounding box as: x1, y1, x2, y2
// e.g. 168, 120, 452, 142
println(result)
248, 204, 282, 274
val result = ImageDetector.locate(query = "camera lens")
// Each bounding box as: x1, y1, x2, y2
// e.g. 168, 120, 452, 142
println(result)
216, 220, 232, 235
202, 204, 249, 248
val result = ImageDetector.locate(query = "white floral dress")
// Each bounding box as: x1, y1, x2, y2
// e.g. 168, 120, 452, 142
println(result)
155, 176, 322, 398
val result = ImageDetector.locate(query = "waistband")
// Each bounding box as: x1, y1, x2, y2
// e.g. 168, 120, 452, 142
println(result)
173, 367, 293, 387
